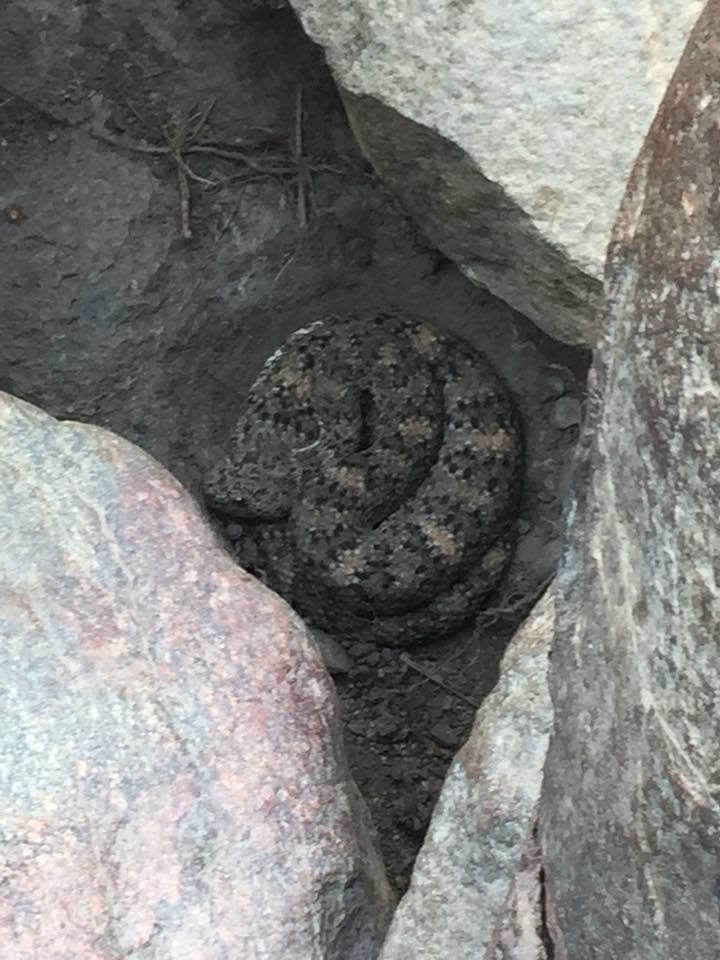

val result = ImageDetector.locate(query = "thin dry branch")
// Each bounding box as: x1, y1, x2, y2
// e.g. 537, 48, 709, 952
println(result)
294, 84, 308, 228
400, 654, 481, 710
88, 96, 339, 238
176, 159, 192, 239
476, 574, 554, 625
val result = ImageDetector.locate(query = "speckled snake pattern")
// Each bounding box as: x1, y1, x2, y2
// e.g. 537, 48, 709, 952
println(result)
205, 314, 523, 646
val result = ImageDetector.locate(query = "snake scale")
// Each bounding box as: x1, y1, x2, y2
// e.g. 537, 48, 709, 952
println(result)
205, 314, 523, 646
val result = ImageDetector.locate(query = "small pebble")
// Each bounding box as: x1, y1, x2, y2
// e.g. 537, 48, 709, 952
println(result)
346, 719, 366, 737
349, 641, 375, 657
311, 629, 352, 675
429, 717, 460, 749
365, 689, 385, 706
370, 716, 406, 743
543, 364, 573, 398
389, 759, 406, 782
553, 395, 582, 429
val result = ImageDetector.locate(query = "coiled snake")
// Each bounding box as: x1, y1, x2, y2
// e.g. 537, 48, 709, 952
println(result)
205, 314, 522, 646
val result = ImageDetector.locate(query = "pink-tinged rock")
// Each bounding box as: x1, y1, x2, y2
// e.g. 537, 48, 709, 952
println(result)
0, 393, 394, 960
379, 589, 554, 960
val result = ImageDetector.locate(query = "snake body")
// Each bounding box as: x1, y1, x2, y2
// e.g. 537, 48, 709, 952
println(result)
205, 314, 522, 646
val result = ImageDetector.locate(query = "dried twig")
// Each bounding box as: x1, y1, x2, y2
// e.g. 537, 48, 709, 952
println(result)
187, 98, 215, 143
185, 143, 304, 174
90, 131, 167, 155
121, 96, 157, 134
294, 84, 308, 228
476, 574, 554, 625
162, 114, 192, 238
400, 654, 481, 710
88, 96, 338, 238
176, 158, 192, 239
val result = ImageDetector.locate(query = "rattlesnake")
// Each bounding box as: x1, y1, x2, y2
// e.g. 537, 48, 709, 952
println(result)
205, 314, 523, 646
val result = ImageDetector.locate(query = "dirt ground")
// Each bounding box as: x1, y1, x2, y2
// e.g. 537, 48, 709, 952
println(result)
1, 0, 589, 894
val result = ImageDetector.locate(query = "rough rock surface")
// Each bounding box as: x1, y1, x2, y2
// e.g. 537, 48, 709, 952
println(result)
541, 4, 720, 957
288, 0, 702, 346
380, 589, 554, 960
0, 393, 394, 960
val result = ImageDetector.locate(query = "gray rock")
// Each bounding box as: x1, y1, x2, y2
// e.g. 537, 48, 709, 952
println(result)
428, 717, 460, 750
542, 366, 575, 401
552, 395, 582, 430
288, 0, 702, 346
311, 628, 353, 675
541, 3, 720, 956
0, 393, 394, 959
379, 587, 554, 960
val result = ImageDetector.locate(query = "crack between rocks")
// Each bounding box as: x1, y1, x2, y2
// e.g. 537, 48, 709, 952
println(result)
538, 863, 555, 960
533, 819, 555, 959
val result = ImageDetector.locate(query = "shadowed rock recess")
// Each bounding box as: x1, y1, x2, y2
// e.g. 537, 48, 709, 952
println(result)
541, 3, 720, 957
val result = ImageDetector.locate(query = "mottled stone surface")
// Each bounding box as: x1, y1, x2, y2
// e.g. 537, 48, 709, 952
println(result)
379, 588, 554, 960
0, 393, 394, 960
288, 0, 702, 346
541, 3, 720, 956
